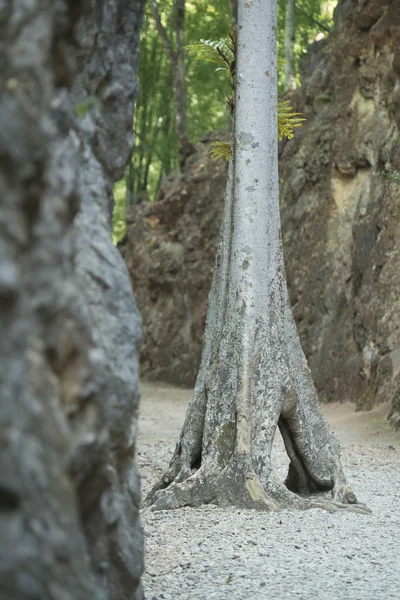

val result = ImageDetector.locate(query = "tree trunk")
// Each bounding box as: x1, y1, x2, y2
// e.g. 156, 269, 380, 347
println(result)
174, 0, 193, 166
152, 0, 194, 169
126, 161, 135, 206
228, 0, 238, 28
146, 0, 367, 514
284, 0, 296, 91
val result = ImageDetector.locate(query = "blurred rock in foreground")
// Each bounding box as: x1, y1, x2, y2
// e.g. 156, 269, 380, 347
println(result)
0, 1, 144, 599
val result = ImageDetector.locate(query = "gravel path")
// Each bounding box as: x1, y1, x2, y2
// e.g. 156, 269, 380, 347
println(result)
138, 383, 400, 600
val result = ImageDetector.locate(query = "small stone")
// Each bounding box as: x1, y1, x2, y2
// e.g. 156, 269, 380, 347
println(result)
173, 566, 182, 574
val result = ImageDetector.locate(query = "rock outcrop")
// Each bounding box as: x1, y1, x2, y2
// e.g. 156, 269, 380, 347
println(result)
123, 0, 400, 426
281, 0, 400, 422
122, 130, 229, 387
0, 1, 144, 599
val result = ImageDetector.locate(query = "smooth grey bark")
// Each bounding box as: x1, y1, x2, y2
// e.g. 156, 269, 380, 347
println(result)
284, 0, 297, 91
146, 0, 368, 514
0, 1, 145, 599
152, 0, 195, 168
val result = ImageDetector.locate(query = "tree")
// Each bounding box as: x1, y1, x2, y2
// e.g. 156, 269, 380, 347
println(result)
125, 1, 177, 211
228, 0, 238, 28
152, 0, 195, 168
146, 0, 368, 514
123, 0, 233, 212
284, 0, 296, 90
277, 0, 333, 92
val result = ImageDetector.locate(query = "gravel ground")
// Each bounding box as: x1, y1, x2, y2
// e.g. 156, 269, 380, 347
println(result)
138, 383, 400, 600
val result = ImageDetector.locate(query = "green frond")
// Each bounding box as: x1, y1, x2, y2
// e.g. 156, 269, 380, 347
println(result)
210, 141, 231, 161
192, 37, 304, 160
186, 39, 234, 70
278, 100, 306, 140
210, 102, 305, 162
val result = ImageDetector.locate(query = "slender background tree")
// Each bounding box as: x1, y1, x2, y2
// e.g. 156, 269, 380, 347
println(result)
284, 0, 297, 90
228, 0, 238, 27
152, 0, 195, 168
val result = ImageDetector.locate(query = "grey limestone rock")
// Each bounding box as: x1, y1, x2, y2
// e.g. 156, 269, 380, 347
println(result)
0, 1, 145, 599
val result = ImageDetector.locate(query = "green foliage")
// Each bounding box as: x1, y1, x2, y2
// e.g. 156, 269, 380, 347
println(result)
210, 141, 231, 161
128, 4, 177, 203
380, 169, 400, 182
75, 96, 103, 118
316, 92, 332, 102
125, 0, 232, 205
186, 38, 233, 69
209, 101, 305, 162
113, 0, 335, 240
278, 100, 306, 140
194, 36, 305, 156
187, 30, 236, 115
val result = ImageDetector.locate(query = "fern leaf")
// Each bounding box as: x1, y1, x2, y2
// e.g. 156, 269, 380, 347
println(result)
278, 100, 306, 140
186, 39, 234, 70
191, 36, 305, 158
210, 141, 231, 161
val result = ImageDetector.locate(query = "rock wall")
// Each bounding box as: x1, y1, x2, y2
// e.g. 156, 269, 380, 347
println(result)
123, 0, 400, 427
281, 0, 400, 423
70, 2, 144, 597
0, 1, 145, 599
122, 131, 229, 387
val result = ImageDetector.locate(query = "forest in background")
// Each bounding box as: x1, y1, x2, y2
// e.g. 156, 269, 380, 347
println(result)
113, 0, 336, 241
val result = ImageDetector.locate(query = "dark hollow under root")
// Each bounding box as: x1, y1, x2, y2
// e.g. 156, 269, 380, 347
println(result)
278, 417, 323, 494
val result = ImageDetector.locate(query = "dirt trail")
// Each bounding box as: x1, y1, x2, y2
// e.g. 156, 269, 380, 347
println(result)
138, 383, 400, 600
138, 382, 399, 449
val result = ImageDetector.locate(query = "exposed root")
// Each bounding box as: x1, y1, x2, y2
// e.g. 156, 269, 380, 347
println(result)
278, 417, 320, 494
332, 477, 359, 505
279, 420, 370, 513
145, 458, 191, 505
145, 432, 203, 505
144, 331, 370, 514
145, 454, 371, 514
147, 469, 301, 512
305, 497, 371, 515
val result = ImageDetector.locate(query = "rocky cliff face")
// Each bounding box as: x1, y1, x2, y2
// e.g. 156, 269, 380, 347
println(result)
281, 0, 400, 424
123, 0, 400, 427
122, 130, 229, 387
0, 1, 144, 599
70, 2, 144, 598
